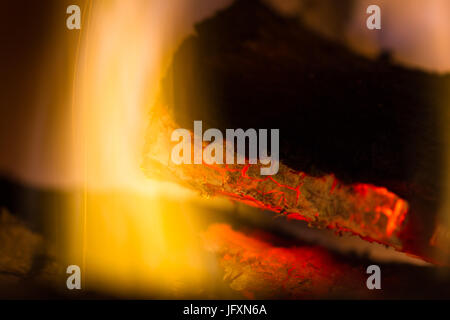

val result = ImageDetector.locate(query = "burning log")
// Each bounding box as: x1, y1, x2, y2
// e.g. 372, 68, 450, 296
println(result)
143, 0, 450, 263
143, 104, 409, 247
202, 223, 450, 299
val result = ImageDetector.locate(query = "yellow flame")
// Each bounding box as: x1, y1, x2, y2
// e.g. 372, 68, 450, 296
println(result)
66, 0, 226, 297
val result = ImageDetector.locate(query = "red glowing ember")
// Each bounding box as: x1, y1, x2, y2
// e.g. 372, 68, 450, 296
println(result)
143, 103, 410, 253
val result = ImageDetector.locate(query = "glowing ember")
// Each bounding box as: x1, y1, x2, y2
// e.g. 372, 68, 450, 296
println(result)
202, 223, 368, 299
143, 102, 410, 251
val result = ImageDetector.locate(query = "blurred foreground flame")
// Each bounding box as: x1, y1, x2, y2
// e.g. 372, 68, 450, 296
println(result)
66, 0, 231, 297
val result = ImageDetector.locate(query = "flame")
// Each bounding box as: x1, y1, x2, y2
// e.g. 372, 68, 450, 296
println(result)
65, 0, 230, 297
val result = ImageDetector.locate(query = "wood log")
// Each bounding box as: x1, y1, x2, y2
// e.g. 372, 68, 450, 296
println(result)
203, 223, 450, 299
143, 0, 450, 264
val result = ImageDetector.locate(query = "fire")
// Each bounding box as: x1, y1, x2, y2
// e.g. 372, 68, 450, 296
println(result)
65, 0, 229, 297
60, 0, 447, 297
